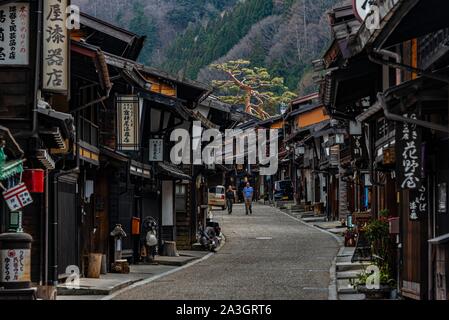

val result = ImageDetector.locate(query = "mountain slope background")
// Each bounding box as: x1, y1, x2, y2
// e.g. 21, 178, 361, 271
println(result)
74, 0, 345, 94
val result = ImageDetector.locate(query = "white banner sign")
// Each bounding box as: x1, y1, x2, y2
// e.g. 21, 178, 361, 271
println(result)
149, 139, 163, 162
43, 0, 69, 92
117, 95, 140, 151
2, 182, 33, 211
1, 249, 31, 283
0, 3, 29, 65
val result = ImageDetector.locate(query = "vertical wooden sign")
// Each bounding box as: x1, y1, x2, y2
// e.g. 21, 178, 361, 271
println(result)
117, 95, 140, 151
0, 2, 30, 65
43, 0, 69, 92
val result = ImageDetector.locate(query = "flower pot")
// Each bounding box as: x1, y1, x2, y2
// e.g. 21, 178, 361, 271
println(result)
357, 284, 393, 300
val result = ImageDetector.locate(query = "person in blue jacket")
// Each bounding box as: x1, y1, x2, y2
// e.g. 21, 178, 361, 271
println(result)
243, 182, 254, 215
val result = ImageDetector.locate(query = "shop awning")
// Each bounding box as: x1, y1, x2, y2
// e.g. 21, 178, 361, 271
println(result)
157, 162, 192, 180
351, 0, 449, 55
186, 108, 220, 130
375, 76, 449, 133
37, 103, 75, 141
355, 102, 384, 123
0, 126, 24, 159
320, 55, 382, 119
0, 159, 24, 181
137, 90, 190, 121
428, 233, 449, 245
100, 146, 129, 163
130, 160, 151, 179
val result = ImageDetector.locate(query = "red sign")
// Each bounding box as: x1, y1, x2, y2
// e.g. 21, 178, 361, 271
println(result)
2, 182, 33, 211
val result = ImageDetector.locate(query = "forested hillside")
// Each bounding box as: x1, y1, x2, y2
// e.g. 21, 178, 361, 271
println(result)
74, 0, 342, 94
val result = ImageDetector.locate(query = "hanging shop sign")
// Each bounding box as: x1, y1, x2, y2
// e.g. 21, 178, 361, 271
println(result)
409, 184, 428, 221
396, 113, 422, 190
351, 135, 365, 160
117, 95, 140, 151
0, 2, 29, 65
149, 138, 163, 162
396, 112, 427, 220
438, 183, 447, 214
2, 182, 33, 211
0, 248, 31, 283
43, 0, 68, 92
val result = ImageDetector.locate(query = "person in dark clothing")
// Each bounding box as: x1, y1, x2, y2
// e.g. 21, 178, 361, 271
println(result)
225, 186, 235, 214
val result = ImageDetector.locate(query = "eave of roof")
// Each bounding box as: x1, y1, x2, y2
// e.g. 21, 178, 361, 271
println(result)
102, 51, 211, 96
80, 12, 141, 44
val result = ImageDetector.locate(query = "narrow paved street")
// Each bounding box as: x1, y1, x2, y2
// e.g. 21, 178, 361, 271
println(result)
114, 203, 339, 300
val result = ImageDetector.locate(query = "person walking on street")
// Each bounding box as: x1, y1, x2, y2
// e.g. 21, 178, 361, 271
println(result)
226, 186, 234, 214
243, 182, 254, 215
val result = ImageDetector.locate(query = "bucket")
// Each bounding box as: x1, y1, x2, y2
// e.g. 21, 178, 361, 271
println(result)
100, 254, 107, 275
87, 253, 102, 278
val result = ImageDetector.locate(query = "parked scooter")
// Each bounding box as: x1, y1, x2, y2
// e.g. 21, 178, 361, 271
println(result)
197, 223, 219, 252
142, 216, 158, 262
206, 219, 222, 241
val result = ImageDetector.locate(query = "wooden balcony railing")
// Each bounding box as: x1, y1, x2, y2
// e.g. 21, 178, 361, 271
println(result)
419, 28, 449, 70
79, 116, 99, 147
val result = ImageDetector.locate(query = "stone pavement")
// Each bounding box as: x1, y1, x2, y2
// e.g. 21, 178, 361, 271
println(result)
57, 251, 210, 300
112, 203, 340, 300
277, 202, 368, 300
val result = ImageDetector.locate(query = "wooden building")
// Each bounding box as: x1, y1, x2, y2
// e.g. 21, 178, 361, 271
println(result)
317, 1, 449, 300
1, 2, 237, 300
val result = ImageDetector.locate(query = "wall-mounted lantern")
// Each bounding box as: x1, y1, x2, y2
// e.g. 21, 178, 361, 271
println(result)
335, 133, 345, 145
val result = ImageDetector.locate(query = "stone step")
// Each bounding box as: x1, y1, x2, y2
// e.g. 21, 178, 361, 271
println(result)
339, 293, 366, 300
337, 286, 357, 294
336, 261, 371, 272
337, 270, 363, 280
336, 255, 353, 263
300, 211, 316, 218
302, 216, 327, 223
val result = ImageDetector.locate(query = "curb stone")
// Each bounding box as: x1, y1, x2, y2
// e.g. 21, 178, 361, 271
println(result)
100, 234, 226, 300
273, 205, 344, 300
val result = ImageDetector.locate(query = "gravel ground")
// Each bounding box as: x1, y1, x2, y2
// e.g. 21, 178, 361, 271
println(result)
114, 203, 339, 300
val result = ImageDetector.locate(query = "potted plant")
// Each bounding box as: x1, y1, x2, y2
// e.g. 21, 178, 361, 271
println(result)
354, 265, 396, 299
355, 210, 396, 299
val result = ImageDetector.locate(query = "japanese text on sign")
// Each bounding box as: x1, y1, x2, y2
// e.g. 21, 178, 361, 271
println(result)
43, 0, 68, 92
1, 249, 31, 283
0, 3, 29, 65
399, 114, 420, 189
410, 184, 427, 220
117, 96, 140, 151
149, 139, 163, 162
2, 183, 33, 211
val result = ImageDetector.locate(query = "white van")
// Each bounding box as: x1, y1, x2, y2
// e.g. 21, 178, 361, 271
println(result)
208, 186, 226, 210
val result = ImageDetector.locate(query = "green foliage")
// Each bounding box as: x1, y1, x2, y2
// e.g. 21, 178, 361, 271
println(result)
361, 216, 394, 282
128, 2, 158, 64
354, 264, 396, 287
210, 60, 297, 117
162, 0, 274, 79
167, 0, 237, 30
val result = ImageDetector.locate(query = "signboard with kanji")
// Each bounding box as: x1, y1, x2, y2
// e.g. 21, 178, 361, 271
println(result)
2, 183, 33, 211
117, 95, 140, 151
396, 113, 427, 220
0, 249, 31, 283
397, 113, 421, 190
149, 139, 163, 162
0, 2, 29, 65
43, 0, 69, 92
